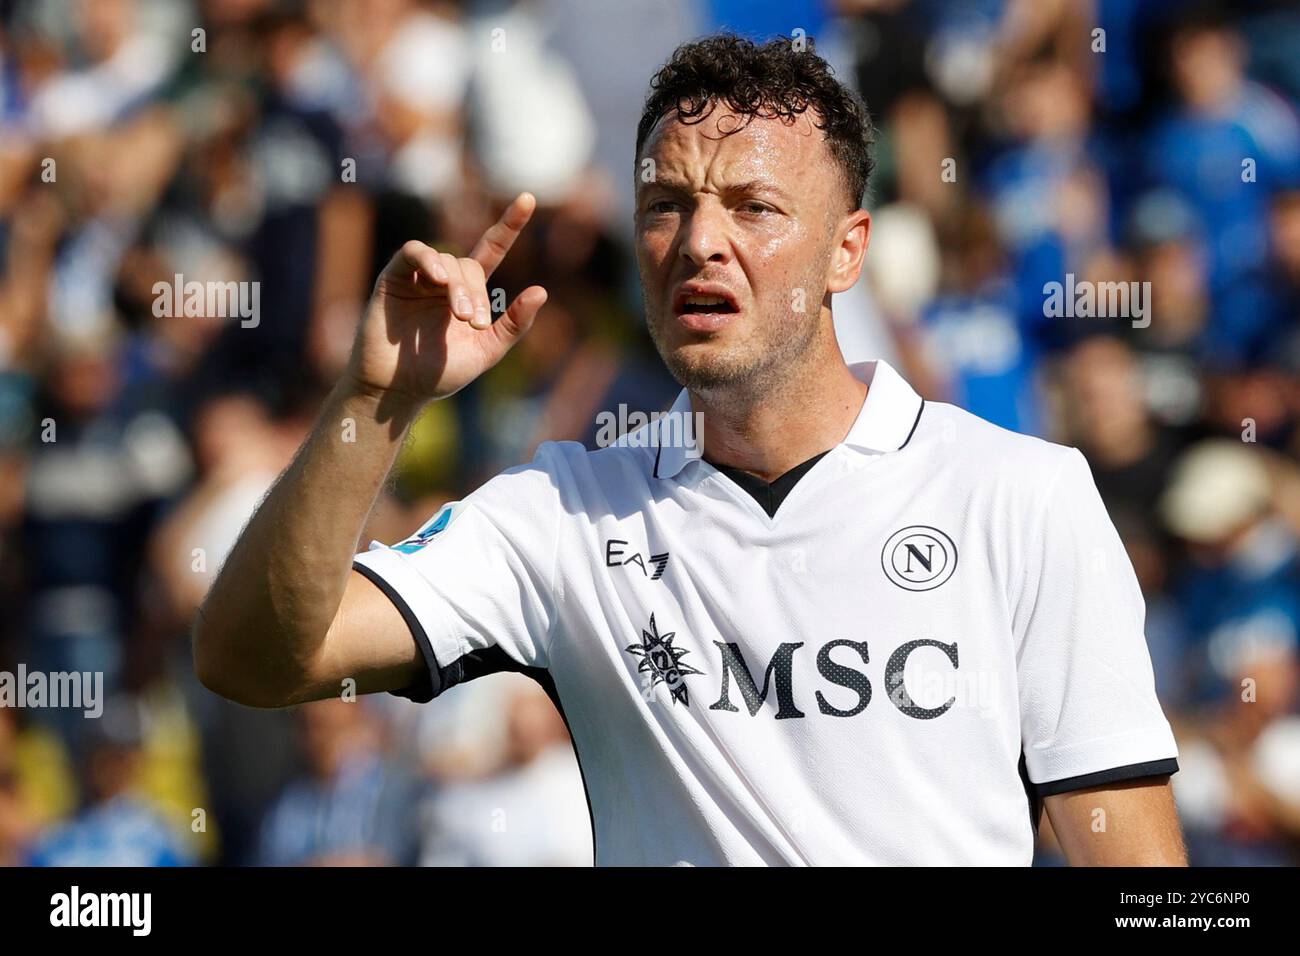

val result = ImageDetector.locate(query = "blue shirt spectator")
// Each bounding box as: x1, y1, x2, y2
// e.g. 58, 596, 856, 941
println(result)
28, 796, 190, 867
257, 752, 422, 867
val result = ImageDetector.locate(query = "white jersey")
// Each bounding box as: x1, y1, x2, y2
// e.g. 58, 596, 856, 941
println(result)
353, 360, 1178, 865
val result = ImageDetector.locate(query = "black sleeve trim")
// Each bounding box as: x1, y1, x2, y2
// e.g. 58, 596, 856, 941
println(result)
1033, 757, 1179, 797
352, 560, 441, 703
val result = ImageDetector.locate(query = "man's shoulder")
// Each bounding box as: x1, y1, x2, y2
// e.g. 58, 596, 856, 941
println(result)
478, 438, 655, 502
914, 401, 1082, 488
527, 406, 1084, 485
531, 435, 658, 473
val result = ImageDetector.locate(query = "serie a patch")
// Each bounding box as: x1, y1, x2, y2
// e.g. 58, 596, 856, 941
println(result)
392, 502, 466, 554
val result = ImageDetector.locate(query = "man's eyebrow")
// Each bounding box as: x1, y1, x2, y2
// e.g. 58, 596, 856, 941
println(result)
638, 177, 690, 194
725, 180, 791, 200
637, 177, 791, 200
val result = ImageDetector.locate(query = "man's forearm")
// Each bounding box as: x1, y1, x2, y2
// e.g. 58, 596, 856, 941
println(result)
1045, 778, 1187, 865
193, 379, 422, 703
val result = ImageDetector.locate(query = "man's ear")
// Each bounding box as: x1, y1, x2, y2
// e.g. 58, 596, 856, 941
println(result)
826, 209, 871, 295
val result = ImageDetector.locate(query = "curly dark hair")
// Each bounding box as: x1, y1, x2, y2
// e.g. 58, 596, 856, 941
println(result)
636, 33, 874, 211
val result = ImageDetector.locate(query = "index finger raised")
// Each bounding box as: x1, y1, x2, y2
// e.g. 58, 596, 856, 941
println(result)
470, 192, 537, 278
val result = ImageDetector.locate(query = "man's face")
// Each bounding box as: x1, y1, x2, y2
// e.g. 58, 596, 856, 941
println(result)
634, 107, 849, 393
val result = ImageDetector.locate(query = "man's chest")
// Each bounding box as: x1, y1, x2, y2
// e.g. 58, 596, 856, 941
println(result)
554, 474, 1018, 730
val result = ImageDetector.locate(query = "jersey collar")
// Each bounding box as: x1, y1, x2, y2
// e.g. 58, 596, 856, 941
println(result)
841, 360, 927, 455
651, 359, 925, 480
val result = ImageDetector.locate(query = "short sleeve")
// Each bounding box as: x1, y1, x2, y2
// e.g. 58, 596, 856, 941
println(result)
1014, 448, 1179, 795
352, 444, 564, 703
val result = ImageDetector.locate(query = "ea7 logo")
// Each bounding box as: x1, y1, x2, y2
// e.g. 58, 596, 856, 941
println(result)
605, 539, 669, 579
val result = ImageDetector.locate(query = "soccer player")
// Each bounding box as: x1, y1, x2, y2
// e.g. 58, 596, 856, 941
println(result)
195, 35, 1185, 866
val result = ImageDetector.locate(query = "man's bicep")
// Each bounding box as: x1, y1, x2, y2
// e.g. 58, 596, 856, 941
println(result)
336, 457, 564, 707
298, 568, 425, 703
1043, 776, 1187, 866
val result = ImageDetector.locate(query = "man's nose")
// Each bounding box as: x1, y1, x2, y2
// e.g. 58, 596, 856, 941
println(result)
680, 203, 731, 267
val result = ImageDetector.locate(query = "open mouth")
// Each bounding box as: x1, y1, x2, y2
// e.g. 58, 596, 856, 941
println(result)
678, 295, 739, 316
672, 287, 741, 332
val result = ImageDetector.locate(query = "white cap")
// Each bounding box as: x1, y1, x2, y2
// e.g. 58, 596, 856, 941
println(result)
1159, 440, 1271, 542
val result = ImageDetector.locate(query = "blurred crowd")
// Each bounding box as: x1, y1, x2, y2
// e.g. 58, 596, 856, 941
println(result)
0, 0, 1298, 866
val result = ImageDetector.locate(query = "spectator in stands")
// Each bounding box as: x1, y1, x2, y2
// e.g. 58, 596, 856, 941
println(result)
257, 697, 422, 866
27, 695, 191, 866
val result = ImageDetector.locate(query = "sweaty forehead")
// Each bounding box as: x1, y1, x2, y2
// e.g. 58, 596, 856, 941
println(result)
640, 108, 831, 194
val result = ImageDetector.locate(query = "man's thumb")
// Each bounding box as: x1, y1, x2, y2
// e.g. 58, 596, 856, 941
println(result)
491, 285, 548, 348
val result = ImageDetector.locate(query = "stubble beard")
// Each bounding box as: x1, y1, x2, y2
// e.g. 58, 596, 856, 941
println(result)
647, 298, 824, 400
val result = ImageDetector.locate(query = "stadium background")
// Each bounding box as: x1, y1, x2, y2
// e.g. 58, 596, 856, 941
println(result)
1, 0, 1299, 866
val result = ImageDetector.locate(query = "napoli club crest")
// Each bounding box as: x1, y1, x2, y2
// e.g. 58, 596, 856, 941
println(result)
881, 525, 958, 591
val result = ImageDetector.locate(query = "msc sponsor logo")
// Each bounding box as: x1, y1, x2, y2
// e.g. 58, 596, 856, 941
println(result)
627, 611, 986, 719
626, 613, 701, 706
708, 637, 963, 720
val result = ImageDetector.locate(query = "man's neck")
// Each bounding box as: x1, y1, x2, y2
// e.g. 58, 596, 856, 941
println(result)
693, 348, 868, 483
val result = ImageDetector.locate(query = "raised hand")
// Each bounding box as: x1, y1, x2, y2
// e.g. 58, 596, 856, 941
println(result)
346, 192, 548, 406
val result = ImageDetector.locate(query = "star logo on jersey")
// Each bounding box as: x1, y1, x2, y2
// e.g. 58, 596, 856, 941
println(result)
625, 613, 702, 706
